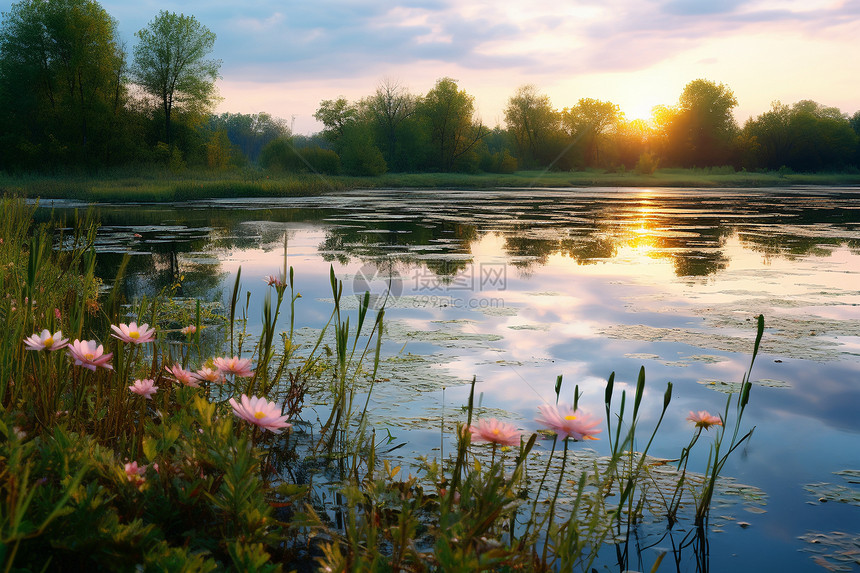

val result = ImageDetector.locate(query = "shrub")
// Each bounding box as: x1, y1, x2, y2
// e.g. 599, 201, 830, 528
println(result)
299, 146, 341, 175
635, 151, 659, 174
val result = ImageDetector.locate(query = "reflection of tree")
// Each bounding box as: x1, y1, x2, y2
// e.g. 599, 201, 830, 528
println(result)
41, 191, 860, 287
671, 250, 729, 277
318, 221, 477, 276
559, 236, 617, 262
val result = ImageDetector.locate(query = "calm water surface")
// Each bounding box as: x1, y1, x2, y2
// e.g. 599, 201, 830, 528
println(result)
38, 187, 860, 572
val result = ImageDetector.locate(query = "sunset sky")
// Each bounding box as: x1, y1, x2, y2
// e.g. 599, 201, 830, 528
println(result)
2, 0, 858, 134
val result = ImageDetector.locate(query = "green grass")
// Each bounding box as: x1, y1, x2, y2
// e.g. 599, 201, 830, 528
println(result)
2, 166, 859, 203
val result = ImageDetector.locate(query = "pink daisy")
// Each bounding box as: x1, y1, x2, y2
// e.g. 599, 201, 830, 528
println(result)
229, 394, 291, 433
110, 322, 156, 344
193, 366, 224, 384
214, 356, 254, 378
129, 378, 158, 399
468, 418, 522, 446
687, 410, 723, 430
536, 404, 602, 441
68, 339, 113, 371
165, 364, 200, 388
180, 325, 197, 335
24, 329, 69, 351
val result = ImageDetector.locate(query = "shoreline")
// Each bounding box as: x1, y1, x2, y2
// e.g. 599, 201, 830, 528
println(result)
3, 168, 860, 203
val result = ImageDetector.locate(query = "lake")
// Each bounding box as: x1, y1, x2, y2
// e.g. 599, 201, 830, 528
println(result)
37, 187, 860, 572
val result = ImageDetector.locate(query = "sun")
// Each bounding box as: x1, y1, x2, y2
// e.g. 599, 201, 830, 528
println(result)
622, 100, 661, 123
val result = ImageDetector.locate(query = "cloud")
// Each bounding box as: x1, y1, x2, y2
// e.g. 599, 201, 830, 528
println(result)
661, 0, 747, 16
2, 0, 858, 127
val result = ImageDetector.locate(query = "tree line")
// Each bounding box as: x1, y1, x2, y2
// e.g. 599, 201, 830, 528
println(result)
2, 0, 859, 176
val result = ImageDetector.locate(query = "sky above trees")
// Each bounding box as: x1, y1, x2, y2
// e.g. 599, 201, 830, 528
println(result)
1, 0, 857, 134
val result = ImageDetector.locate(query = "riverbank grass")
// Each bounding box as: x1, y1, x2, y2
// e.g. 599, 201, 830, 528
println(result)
2, 167, 859, 203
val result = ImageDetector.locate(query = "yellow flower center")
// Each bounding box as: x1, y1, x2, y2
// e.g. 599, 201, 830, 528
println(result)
492, 429, 500, 435
129, 331, 140, 339
254, 411, 266, 420
44, 337, 53, 347
564, 415, 577, 421
84, 353, 94, 360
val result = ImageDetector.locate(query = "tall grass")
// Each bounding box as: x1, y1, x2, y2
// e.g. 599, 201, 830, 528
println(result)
0, 196, 764, 571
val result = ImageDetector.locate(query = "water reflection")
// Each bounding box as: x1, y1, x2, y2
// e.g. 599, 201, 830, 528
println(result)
34, 188, 860, 573
39, 188, 860, 287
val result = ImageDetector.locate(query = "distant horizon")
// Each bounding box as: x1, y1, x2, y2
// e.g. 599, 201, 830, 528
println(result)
2, 0, 859, 134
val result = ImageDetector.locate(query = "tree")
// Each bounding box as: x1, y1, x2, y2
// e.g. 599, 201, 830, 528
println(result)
314, 97, 358, 144
660, 79, 738, 167
419, 77, 489, 172
0, 0, 127, 168
207, 112, 289, 163
615, 118, 655, 169
743, 100, 858, 171
741, 101, 792, 170
362, 78, 420, 170
562, 98, 621, 167
504, 85, 559, 167
132, 11, 221, 146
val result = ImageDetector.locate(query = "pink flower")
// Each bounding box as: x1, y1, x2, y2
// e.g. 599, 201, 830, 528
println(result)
110, 322, 156, 344
124, 461, 146, 485
165, 364, 200, 388
263, 274, 286, 288
129, 378, 158, 399
24, 329, 69, 351
468, 418, 522, 446
687, 410, 723, 430
229, 394, 291, 433
214, 356, 254, 378
536, 404, 602, 441
68, 339, 113, 371
180, 325, 197, 335
193, 366, 224, 384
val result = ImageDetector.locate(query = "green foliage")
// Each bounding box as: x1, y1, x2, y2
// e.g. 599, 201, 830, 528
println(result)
419, 77, 489, 172
207, 112, 290, 164
132, 11, 221, 146
635, 151, 659, 175
0, 0, 130, 170
314, 97, 358, 144
300, 147, 341, 175
362, 79, 422, 172
657, 79, 739, 167
562, 98, 622, 168
259, 138, 299, 172
504, 85, 561, 168
339, 126, 387, 176
479, 149, 518, 174
743, 100, 859, 171
260, 139, 342, 175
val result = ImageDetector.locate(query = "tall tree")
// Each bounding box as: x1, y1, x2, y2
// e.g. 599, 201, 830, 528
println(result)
362, 78, 419, 170
562, 98, 621, 167
504, 85, 559, 167
419, 77, 489, 172
0, 0, 126, 168
132, 11, 221, 146
660, 79, 738, 167
314, 97, 357, 144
